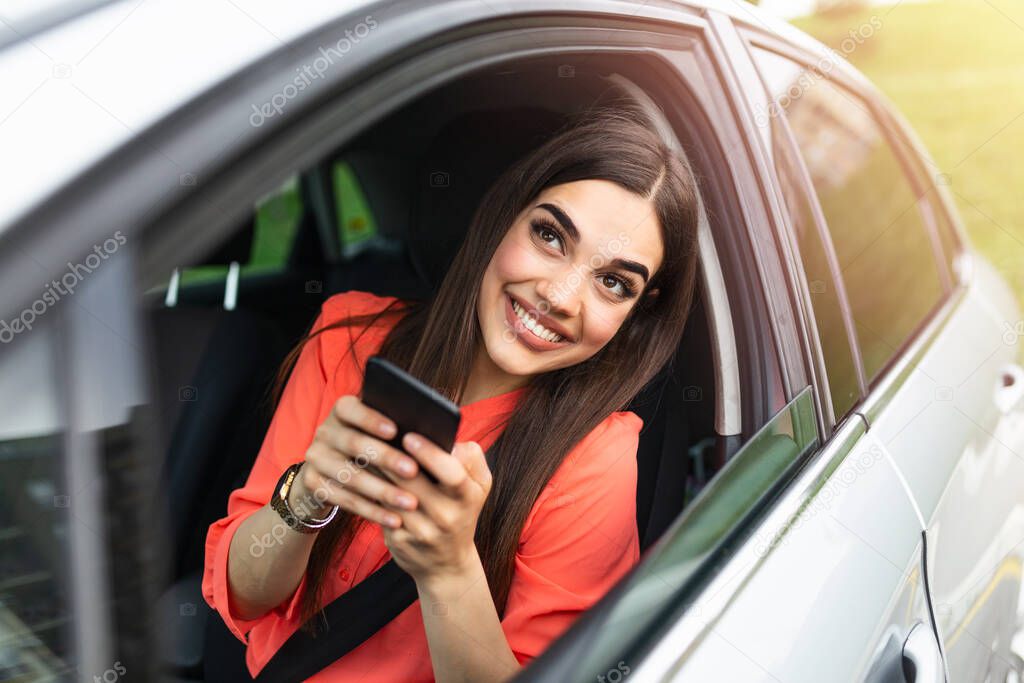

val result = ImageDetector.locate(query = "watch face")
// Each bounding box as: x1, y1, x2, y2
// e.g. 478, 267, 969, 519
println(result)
276, 463, 300, 501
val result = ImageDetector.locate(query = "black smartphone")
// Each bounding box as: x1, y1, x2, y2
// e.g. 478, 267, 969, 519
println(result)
360, 355, 461, 484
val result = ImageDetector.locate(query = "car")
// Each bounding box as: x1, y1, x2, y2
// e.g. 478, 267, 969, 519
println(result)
1, 0, 1023, 681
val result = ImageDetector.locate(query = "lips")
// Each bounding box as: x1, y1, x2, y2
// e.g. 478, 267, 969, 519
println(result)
503, 293, 575, 351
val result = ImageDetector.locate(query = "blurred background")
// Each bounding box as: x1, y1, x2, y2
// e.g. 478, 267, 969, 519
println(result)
759, 0, 1024, 304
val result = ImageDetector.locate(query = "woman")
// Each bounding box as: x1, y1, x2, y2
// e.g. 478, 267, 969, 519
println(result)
202, 104, 700, 682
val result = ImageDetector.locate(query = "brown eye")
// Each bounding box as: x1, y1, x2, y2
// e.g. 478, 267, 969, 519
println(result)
530, 220, 564, 252
599, 273, 635, 299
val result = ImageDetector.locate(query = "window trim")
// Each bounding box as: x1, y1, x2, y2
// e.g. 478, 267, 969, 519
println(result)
740, 42, 870, 419
735, 26, 961, 423
702, 11, 826, 439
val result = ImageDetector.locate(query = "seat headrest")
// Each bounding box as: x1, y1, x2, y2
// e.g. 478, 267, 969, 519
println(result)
408, 107, 568, 291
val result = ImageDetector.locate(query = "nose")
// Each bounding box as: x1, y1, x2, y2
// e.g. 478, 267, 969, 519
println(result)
536, 277, 581, 318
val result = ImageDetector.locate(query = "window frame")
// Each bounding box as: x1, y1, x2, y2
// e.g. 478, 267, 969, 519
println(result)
733, 24, 961, 424
742, 43, 869, 428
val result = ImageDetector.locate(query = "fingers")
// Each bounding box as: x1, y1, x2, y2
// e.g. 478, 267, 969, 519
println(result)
325, 396, 420, 479
387, 506, 439, 544
300, 395, 430, 528
402, 436, 490, 498
455, 441, 492, 492
307, 439, 417, 506
300, 462, 403, 528
332, 394, 398, 443
402, 433, 467, 489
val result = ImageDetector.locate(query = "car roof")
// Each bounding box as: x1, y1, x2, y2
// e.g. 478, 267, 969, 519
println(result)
0, 0, 822, 233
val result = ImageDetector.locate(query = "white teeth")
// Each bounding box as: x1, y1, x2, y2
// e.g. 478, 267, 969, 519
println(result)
511, 299, 563, 343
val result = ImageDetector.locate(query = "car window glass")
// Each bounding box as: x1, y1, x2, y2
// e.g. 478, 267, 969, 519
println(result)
753, 57, 862, 420
0, 326, 77, 679
752, 48, 944, 384
881, 117, 961, 285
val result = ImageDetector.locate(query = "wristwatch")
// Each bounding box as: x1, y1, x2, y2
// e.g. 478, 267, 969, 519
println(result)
270, 463, 338, 533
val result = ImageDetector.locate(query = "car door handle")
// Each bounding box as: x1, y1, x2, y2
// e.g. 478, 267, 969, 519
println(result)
902, 622, 945, 683
994, 363, 1024, 414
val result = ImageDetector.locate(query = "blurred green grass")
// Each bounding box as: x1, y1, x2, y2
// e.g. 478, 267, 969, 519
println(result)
793, 0, 1024, 305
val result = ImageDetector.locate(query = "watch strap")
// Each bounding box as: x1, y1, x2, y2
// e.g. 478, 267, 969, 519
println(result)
270, 463, 338, 533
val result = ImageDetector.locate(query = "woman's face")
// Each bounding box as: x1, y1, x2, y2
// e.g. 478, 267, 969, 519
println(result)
476, 179, 664, 381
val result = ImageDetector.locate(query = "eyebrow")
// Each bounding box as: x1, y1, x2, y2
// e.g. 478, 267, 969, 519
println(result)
609, 258, 650, 284
538, 202, 651, 284
538, 203, 580, 242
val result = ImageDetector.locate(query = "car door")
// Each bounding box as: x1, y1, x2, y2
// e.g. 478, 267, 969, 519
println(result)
642, 15, 939, 680
736, 22, 1024, 681
863, 107, 1024, 682
0, 234, 161, 681
517, 384, 938, 682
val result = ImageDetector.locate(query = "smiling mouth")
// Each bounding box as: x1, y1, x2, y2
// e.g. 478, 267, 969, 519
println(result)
503, 294, 576, 352
510, 297, 565, 342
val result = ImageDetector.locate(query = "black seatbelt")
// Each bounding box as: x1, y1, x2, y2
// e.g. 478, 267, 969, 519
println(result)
253, 558, 417, 683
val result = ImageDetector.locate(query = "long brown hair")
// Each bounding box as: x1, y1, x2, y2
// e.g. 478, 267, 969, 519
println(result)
273, 104, 701, 634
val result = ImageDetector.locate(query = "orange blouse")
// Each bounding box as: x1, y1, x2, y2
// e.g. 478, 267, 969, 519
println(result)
202, 290, 642, 680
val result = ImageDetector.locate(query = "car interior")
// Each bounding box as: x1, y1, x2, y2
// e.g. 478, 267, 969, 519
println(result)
144, 53, 726, 681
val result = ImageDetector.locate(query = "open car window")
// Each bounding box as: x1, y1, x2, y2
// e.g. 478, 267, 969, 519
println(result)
131, 12, 794, 681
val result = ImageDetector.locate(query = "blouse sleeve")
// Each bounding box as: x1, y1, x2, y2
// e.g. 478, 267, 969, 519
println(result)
201, 304, 335, 643
201, 290, 402, 643
500, 411, 643, 665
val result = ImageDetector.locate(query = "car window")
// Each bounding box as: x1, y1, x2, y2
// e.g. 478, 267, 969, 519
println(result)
751, 48, 945, 384
876, 108, 962, 286
758, 93, 862, 421
0, 327, 76, 680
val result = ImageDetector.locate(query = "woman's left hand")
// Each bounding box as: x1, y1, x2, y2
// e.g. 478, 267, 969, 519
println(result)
379, 434, 492, 585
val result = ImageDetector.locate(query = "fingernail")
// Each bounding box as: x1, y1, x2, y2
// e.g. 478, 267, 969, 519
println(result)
398, 460, 416, 476
379, 421, 396, 438
396, 494, 415, 509
404, 434, 421, 451
385, 514, 401, 527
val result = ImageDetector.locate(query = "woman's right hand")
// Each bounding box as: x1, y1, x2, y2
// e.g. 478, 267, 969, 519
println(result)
289, 395, 422, 529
